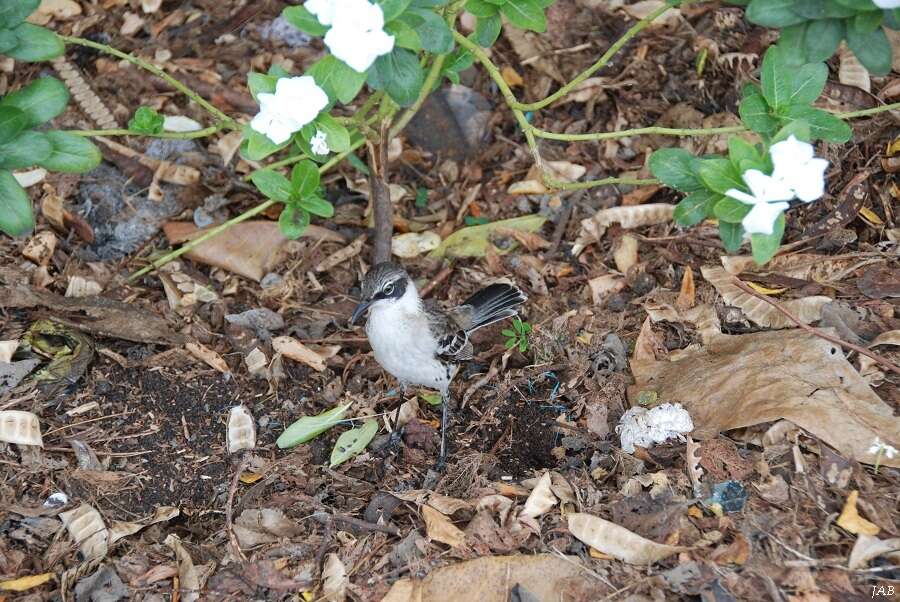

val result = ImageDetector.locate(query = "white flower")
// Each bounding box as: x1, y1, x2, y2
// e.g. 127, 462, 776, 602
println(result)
869, 437, 898, 459
873, 0, 900, 8
724, 136, 829, 236
250, 76, 329, 145
769, 136, 829, 202
307, 0, 395, 72
310, 129, 330, 155
616, 403, 693, 453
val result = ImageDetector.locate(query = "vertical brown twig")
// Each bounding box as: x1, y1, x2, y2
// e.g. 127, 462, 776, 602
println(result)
368, 122, 393, 264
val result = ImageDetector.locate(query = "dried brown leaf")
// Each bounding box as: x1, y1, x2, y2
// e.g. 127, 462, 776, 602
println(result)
574, 204, 675, 255
567, 512, 686, 564
837, 491, 880, 536
421, 504, 465, 548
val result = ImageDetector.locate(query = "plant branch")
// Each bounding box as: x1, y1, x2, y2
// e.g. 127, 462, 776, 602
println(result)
532, 124, 745, 142
68, 123, 230, 139
836, 100, 900, 119
62, 36, 235, 126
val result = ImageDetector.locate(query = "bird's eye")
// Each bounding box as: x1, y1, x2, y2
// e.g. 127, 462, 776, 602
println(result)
383, 283, 394, 296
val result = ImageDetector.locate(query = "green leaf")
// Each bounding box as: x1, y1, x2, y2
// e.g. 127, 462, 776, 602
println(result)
832, 0, 881, 8
250, 169, 292, 201
314, 113, 351, 153
443, 47, 475, 75
386, 19, 422, 50
240, 126, 290, 161
37, 132, 101, 173
852, 10, 883, 33
368, 48, 425, 107
308, 56, 368, 104
128, 106, 165, 134
0, 0, 39, 28
760, 45, 793, 111
750, 213, 785, 264
474, 14, 502, 47
281, 5, 329, 36
745, 0, 805, 27
788, 62, 827, 106
518, 338, 528, 353
501, 328, 515, 337
0, 106, 27, 145
0, 29, 19, 54
0, 76, 69, 128
276, 402, 353, 448
777, 24, 809, 66
419, 391, 443, 405
0, 169, 34, 237
268, 63, 291, 79
329, 420, 379, 468
719, 221, 744, 253
674, 190, 720, 226
697, 158, 744, 195
290, 160, 320, 197
298, 195, 334, 218
500, 0, 546, 32
401, 7, 453, 53
771, 119, 811, 143
247, 72, 277, 102
727, 137, 762, 170
738, 85, 779, 136
782, 105, 852, 143
377, 0, 413, 21
648, 148, 704, 193
6, 23, 64, 62
412, 0, 450, 5
0, 130, 51, 169
429, 214, 547, 258
278, 204, 311, 240
713, 196, 753, 223
845, 25, 892, 76
465, 0, 500, 17
504, 338, 517, 349
804, 19, 844, 63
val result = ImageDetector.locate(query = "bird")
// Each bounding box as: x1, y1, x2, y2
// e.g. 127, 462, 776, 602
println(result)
349, 261, 527, 467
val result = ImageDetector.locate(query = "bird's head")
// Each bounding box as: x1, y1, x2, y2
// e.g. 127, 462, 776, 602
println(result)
350, 261, 410, 325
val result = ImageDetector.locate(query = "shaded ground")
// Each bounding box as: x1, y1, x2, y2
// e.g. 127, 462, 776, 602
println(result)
2, 1, 899, 601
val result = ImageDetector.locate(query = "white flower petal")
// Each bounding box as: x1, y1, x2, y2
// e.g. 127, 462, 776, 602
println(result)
743, 169, 794, 203
250, 76, 329, 144
741, 201, 789, 235
872, 0, 900, 7
310, 130, 330, 155
770, 135, 814, 177
790, 157, 828, 202
724, 188, 759, 205
305, 0, 336, 25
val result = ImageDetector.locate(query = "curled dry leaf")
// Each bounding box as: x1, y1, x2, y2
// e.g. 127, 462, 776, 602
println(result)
316, 234, 366, 273
574, 204, 675, 255
13, 168, 47, 188
508, 161, 586, 195
65, 276, 103, 298
588, 274, 625, 305
848, 534, 900, 570
838, 43, 870, 93
392, 231, 441, 258
0, 340, 17, 363
322, 553, 348, 602
60, 503, 109, 560
521, 472, 557, 519
421, 504, 466, 548
227, 405, 256, 454
272, 336, 328, 372
630, 307, 900, 468
701, 266, 830, 328
837, 490, 880, 536
165, 534, 201, 602
621, 0, 682, 28
429, 214, 547, 259
676, 267, 695, 310
613, 234, 639, 273
185, 342, 230, 374
567, 513, 686, 564
109, 506, 179, 544
0, 411, 43, 447
244, 347, 268, 376
22, 231, 57, 265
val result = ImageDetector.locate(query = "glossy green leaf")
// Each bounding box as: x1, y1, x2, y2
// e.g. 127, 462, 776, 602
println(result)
0, 169, 34, 237
782, 105, 851, 143
128, 106, 165, 134
37, 132, 101, 173
282, 5, 328, 36
0, 76, 69, 128
474, 14, 502, 47
713, 196, 753, 224
276, 402, 353, 448
247, 72, 277, 102
845, 25, 892, 76
0, 130, 52, 169
465, 0, 500, 18
852, 10, 883, 33
291, 160, 320, 198
0, 29, 18, 54
386, 19, 422, 50
368, 48, 425, 107
697, 158, 744, 195
760, 45, 793, 111
787, 62, 827, 106
745, 0, 805, 27
308, 55, 368, 104
298, 195, 334, 218
777, 24, 809, 66
278, 204, 311, 240
719, 221, 744, 253
804, 19, 844, 63
738, 85, 778, 136
750, 213, 785, 264
674, 190, 720, 226
250, 169, 292, 201
648, 148, 704, 193
401, 7, 453, 53
727, 137, 761, 170
377, 0, 413, 21
7, 23, 64, 62
500, 0, 546, 32
240, 126, 290, 161
329, 420, 379, 468
0, 106, 27, 145
314, 113, 351, 153
0, 0, 39, 28
771, 119, 811, 143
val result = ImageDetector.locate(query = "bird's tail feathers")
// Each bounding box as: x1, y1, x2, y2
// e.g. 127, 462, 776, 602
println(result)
462, 283, 527, 332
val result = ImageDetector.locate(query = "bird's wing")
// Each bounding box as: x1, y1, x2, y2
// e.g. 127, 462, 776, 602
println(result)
425, 306, 474, 362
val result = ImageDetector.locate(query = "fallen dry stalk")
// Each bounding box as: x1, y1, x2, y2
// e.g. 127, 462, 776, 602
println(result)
731, 278, 900, 375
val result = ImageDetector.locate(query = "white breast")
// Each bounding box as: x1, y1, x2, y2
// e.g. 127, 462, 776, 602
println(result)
365, 288, 453, 394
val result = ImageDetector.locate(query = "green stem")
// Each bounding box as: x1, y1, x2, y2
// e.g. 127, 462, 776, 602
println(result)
547, 176, 659, 191
532, 124, 745, 142
390, 54, 447, 137
354, 91, 385, 125
62, 36, 235, 126
837, 100, 900, 119
513, 1, 679, 111
247, 153, 311, 179
68, 123, 230, 139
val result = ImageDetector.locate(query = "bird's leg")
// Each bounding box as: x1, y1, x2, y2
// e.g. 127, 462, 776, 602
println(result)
387, 381, 409, 448
436, 390, 451, 471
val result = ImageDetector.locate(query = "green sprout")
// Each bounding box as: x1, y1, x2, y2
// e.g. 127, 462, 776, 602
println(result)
502, 318, 532, 353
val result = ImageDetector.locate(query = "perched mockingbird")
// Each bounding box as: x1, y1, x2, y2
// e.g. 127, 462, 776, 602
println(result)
350, 262, 526, 466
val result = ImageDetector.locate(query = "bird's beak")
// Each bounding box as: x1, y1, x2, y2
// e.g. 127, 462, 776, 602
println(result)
350, 299, 372, 325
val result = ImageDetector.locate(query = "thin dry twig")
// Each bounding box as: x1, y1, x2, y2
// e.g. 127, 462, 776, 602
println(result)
731, 278, 900, 375
226, 454, 249, 563
368, 122, 393, 264
420, 262, 454, 298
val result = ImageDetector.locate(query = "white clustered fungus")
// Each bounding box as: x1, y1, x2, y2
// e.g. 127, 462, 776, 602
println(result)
310, 129, 330, 155
724, 135, 828, 235
250, 76, 329, 145
616, 402, 694, 454
306, 0, 395, 72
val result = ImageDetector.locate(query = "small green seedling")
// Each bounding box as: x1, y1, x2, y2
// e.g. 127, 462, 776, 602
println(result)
502, 318, 532, 353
